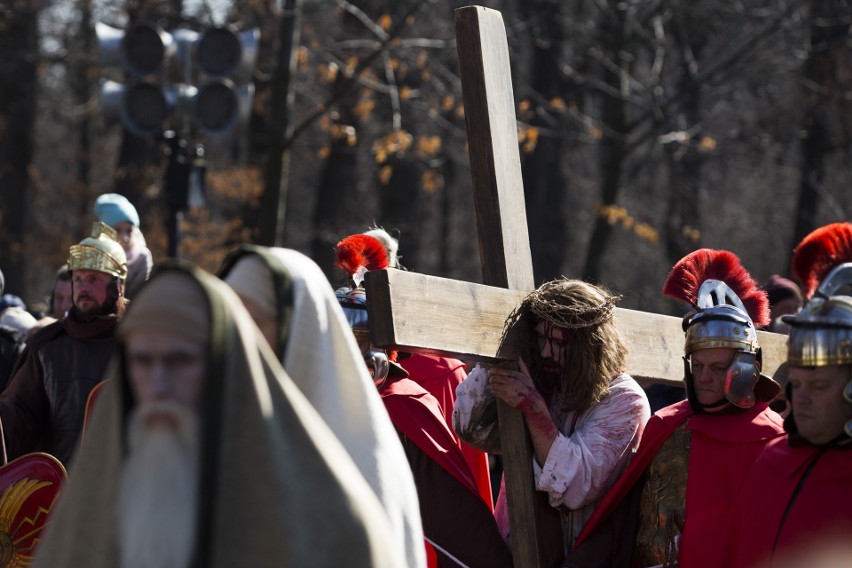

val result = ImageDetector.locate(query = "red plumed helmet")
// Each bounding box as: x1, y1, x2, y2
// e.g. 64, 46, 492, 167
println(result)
335, 234, 389, 286
791, 222, 852, 299
663, 249, 769, 327
665, 249, 778, 411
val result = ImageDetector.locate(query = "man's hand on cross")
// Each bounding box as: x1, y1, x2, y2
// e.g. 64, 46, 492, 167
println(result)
487, 359, 545, 414
488, 358, 559, 466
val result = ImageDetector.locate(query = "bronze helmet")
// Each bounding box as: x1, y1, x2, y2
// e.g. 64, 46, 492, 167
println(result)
67, 222, 128, 280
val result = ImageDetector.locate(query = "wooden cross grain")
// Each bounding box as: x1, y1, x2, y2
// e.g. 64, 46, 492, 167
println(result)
365, 6, 788, 568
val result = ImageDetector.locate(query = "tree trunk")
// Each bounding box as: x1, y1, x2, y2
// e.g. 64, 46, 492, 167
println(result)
310, 71, 362, 276
520, 1, 569, 284
0, 2, 39, 297
377, 156, 423, 269
665, 7, 707, 265
583, 2, 629, 283
792, 0, 850, 249
74, 0, 95, 222
258, 0, 303, 246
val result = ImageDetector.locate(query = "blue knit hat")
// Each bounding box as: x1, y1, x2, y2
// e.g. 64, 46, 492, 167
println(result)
0, 294, 25, 312
94, 193, 140, 227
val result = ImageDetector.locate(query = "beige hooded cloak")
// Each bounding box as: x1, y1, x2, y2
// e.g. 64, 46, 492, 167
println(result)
221, 245, 425, 568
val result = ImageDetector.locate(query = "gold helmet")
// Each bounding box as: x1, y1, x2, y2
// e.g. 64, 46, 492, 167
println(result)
787, 223, 852, 367
786, 222, 852, 440
68, 222, 128, 280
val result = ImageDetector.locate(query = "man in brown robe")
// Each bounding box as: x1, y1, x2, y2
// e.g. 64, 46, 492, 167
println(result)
0, 222, 127, 465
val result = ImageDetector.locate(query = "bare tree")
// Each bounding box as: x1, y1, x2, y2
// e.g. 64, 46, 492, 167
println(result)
792, 0, 852, 249
0, 0, 40, 296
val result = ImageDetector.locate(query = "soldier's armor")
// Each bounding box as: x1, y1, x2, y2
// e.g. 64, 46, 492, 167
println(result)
633, 425, 691, 568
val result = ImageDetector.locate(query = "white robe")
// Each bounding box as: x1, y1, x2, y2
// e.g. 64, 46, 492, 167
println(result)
454, 366, 650, 549
260, 248, 426, 568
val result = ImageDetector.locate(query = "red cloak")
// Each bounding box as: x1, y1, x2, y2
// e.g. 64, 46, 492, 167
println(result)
726, 437, 852, 568
400, 354, 494, 509
574, 400, 785, 567
380, 376, 480, 500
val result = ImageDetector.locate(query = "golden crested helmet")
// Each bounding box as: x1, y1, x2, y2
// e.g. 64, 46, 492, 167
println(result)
785, 222, 852, 440
786, 223, 852, 368
785, 285, 852, 367
68, 222, 128, 280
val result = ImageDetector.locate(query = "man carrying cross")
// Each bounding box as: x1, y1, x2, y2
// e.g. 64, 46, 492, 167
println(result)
454, 278, 651, 556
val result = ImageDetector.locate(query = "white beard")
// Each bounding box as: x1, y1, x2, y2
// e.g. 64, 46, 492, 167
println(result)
117, 401, 201, 568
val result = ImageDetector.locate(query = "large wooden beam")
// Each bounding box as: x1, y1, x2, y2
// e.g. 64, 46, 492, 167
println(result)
366, 269, 789, 386
455, 5, 533, 292
454, 6, 563, 567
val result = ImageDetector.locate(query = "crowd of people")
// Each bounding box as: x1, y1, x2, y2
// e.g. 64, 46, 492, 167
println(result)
0, 191, 848, 567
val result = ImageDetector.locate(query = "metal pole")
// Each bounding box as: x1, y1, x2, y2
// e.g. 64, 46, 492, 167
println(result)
163, 132, 190, 258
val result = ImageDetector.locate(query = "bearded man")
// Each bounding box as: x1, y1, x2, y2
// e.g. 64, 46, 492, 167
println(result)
0, 222, 127, 465
34, 261, 401, 568
454, 278, 651, 556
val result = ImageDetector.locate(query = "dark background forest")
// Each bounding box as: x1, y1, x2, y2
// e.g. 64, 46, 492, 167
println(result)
0, 0, 849, 318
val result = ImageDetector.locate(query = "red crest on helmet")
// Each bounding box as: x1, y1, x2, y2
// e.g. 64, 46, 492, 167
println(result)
663, 249, 769, 327
791, 222, 852, 299
335, 234, 389, 277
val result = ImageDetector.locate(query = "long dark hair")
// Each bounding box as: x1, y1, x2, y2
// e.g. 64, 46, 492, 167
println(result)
502, 279, 627, 416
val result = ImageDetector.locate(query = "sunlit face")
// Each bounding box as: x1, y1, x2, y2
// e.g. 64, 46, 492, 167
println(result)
72, 270, 114, 314
52, 279, 73, 318
237, 294, 279, 353
534, 320, 569, 372
790, 365, 852, 445
690, 347, 736, 409
114, 221, 134, 251
125, 331, 207, 421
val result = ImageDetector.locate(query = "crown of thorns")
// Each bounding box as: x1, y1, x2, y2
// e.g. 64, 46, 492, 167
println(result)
508, 286, 621, 330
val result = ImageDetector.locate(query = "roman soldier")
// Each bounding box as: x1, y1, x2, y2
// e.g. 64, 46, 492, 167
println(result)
571, 249, 785, 568
727, 222, 852, 567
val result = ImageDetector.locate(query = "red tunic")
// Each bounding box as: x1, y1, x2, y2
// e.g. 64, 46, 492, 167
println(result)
400, 354, 494, 509
574, 400, 785, 567
381, 376, 511, 568
380, 376, 478, 496
727, 437, 852, 568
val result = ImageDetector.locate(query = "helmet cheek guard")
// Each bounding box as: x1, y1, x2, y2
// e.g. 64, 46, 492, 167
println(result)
845, 370, 852, 439
365, 348, 391, 390
682, 350, 766, 410
722, 350, 761, 409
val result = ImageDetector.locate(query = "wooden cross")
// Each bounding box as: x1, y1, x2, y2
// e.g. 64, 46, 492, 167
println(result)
365, 6, 788, 567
